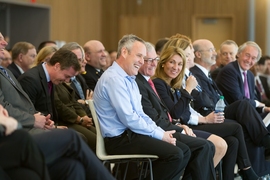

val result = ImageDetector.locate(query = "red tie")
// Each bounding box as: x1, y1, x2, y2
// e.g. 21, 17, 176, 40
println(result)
48, 81, 53, 95
256, 79, 267, 100
148, 79, 172, 122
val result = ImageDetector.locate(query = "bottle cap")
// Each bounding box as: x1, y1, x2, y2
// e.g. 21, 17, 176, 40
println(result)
220, 96, 224, 100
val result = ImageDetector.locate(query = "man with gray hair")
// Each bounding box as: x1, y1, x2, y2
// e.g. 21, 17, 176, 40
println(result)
211, 40, 238, 80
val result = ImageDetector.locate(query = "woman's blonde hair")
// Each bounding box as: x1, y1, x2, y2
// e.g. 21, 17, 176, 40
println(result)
35, 46, 58, 66
153, 46, 186, 89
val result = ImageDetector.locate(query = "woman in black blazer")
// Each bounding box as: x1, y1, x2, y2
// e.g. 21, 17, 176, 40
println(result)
152, 39, 258, 180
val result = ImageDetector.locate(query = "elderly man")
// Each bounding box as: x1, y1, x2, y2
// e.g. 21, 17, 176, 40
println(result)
211, 40, 238, 81
82, 40, 107, 90
8, 41, 36, 79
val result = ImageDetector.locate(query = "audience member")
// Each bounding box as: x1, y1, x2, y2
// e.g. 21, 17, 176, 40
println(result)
211, 40, 238, 81
250, 62, 270, 106
7, 42, 36, 79
155, 37, 169, 55
109, 50, 117, 62
37, 40, 57, 53
256, 55, 270, 75
93, 34, 192, 180
0, 49, 12, 68
136, 42, 219, 179
18, 49, 81, 126
103, 50, 113, 71
82, 40, 106, 90
54, 42, 96, 150
153, 37, 258, 179
61, 42, 92, 114
0, 105, 50, 180
0, 32, 115, 180
190, 39, 270, 176
34, 45, 58, 66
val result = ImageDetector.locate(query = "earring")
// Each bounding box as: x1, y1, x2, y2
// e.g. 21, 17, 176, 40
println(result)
162, 65, 164, 67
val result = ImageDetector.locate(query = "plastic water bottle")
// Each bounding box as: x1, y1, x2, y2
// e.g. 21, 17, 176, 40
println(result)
215, 96, 226, 113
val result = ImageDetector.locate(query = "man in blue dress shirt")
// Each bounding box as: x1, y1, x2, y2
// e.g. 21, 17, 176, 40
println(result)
93, 34, 215, 180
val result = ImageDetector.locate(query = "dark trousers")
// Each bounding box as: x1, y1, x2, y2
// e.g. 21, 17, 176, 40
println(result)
190, 120, 250, 180
172, 132, 216, 180
225, 99, 269, 145
31, 129, 115, 180
0, 129, 50, 180
105, 130, 189, 180
224, 99, 270, 176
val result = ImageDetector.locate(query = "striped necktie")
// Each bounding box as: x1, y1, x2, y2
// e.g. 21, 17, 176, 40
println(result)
0, 66, 15, 85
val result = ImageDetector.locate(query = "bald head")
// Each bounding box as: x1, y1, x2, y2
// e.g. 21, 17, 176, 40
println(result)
193, 39, 217, 70
83, 40, 106, 69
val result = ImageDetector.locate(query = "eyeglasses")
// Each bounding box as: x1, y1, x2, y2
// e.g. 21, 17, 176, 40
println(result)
144, 57, 160, 64
199, 48, 216, 53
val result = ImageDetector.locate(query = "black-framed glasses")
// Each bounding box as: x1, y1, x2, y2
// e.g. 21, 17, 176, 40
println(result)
144, 57, 160, 64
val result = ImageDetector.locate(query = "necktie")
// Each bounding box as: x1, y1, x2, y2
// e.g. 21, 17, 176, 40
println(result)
148, 79, 172, 122
48, 81, 53, 95
243, 72, 250, 98
72, 78, 85, 99
256, 79, 267, 100
0, 66, 15, 85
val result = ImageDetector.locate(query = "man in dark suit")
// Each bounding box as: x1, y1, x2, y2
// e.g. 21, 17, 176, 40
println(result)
135, 42, 217, 180
190, 39, 270, 176
211, 40, 238, 81
7, 42, 36, 79
18, 49, 81, 123
0, 32, 115, 180
82, 40, 106, 90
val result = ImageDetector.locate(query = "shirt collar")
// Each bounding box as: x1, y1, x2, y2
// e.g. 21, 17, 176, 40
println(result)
42, 62, 51, 82
195, 63, 209, 77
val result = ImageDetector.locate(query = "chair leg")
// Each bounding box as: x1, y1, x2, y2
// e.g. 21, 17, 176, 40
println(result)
123, 162, 129, 180
138, 162, 145, 180
147, 158, 154, 180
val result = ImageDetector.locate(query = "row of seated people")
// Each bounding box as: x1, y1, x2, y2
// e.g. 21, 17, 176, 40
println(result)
0, 32, 116, 180
1, 30, 270, 179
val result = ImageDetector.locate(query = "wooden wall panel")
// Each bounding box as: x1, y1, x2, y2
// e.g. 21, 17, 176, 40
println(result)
2, 0, 268, 54
102, 0, 251, 49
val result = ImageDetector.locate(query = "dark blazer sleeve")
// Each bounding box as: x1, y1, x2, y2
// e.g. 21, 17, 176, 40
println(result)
152, 78, 192, 123
54, 84, 87, 124
135, 74, 183, 133
189, 66, 221, 116
216, 61, 256, 107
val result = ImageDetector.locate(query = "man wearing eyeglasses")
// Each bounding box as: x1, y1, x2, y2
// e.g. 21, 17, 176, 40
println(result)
190, 39, 270, 176
7, 42, 36, 79
82, 40, 107, 90
211, 40, 238, 81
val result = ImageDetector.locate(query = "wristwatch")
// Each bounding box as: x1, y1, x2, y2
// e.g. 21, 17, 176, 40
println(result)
79, 117, 84, 125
